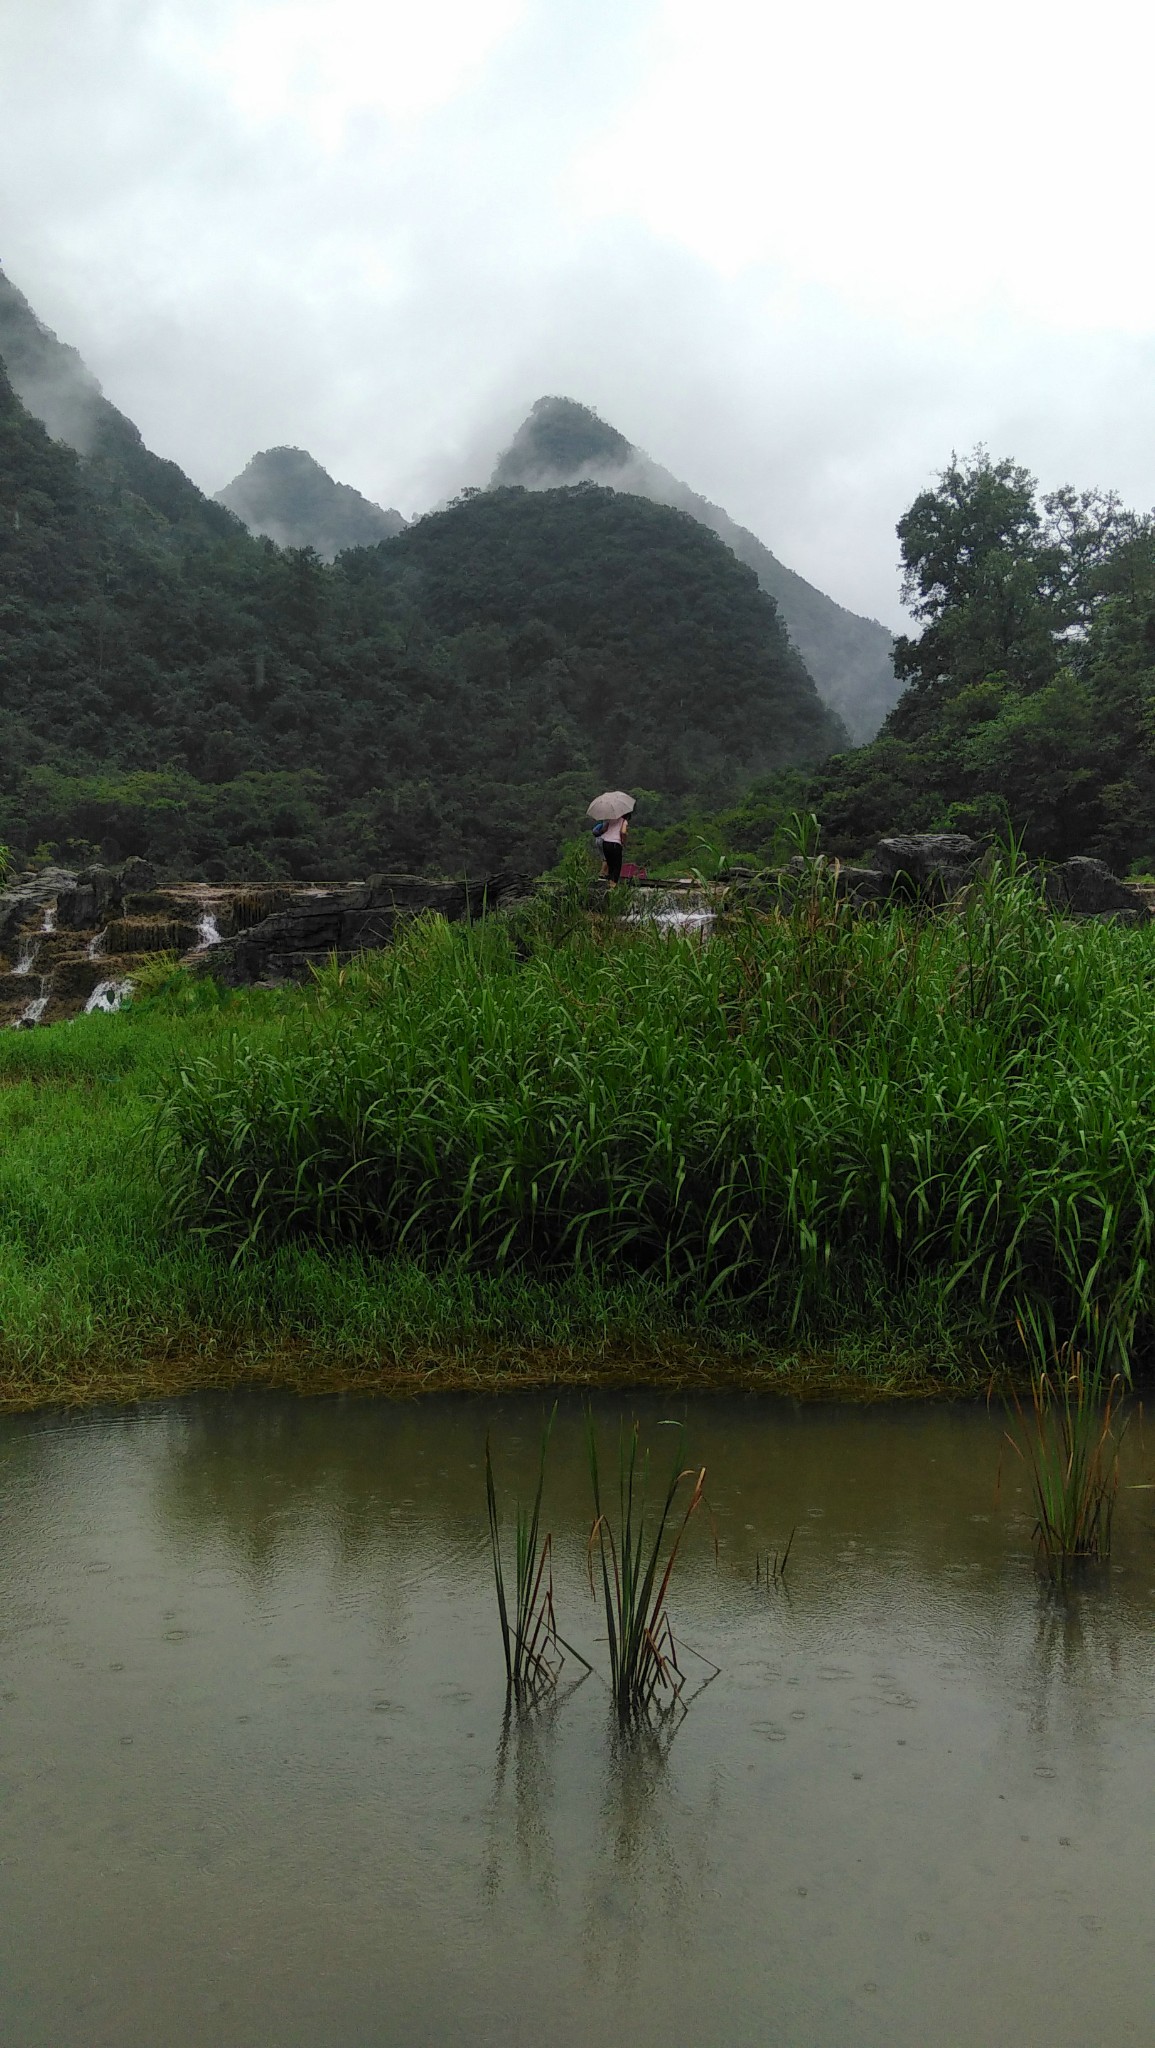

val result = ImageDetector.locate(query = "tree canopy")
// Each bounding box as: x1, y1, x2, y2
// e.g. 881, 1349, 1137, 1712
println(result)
638, 450, 1155, 875
0, 365, 841, 878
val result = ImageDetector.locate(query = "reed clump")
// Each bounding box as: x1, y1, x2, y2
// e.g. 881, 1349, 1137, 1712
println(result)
156, 859, 1155, 1376
1008, 1311, 1125, 1576
587, 1419, 707, 1720
485, 1408, 576, 1701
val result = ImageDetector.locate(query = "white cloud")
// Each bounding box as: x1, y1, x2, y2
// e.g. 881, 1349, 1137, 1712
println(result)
1, 0, 1154, 634
574, 0, 1155, 330
145, 0, 529, 143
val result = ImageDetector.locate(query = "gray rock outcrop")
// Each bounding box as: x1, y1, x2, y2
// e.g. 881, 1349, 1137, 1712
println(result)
0, 867, 74, 949
1043, 857, 1147, 920
873, 835, 982, 899
749, 835, 1150, 921
200, 871, 535, 985
56, 865, 129, 930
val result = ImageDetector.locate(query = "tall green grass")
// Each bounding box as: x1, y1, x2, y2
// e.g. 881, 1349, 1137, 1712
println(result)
156, 861, 1155, 1376
0, 989, 763, 1390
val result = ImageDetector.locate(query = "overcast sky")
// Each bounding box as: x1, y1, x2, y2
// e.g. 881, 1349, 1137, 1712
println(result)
3, 0, 1154, 628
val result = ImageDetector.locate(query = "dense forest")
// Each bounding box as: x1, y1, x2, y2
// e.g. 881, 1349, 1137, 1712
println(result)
641, 451, 1155, 877
0, 357, 841, 879
492, 396, 900, 741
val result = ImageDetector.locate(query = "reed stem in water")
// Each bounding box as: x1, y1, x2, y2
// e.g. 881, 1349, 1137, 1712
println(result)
485, 1406, 577, 1700
586, 1417, 706, 1721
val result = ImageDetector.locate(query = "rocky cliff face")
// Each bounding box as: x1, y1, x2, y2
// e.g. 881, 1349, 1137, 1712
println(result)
492, 397, 899, 744
216, 446, 405, 559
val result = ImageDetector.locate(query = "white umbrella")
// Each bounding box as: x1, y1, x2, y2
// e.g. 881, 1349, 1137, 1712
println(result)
586, 790, 636, 822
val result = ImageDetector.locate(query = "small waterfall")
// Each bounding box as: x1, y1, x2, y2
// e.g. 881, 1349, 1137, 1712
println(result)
87, 930, 106, 960
631, 890, 715, 934
652, 907, 714, 931
84, 978, 133, 1014
13, 986, 48, 1028
196, 910, 222, 950
40, 905, 56, 933
13, 936, 39, 976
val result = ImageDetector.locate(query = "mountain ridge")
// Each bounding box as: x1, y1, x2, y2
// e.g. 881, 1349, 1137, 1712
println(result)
216, 446, 405, 558
492, 396, 899, 742
0, 288, 842, 879
0, 265, 240, 542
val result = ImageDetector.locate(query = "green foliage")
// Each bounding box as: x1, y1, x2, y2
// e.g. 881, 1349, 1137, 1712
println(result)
0, 994, 761, 1388
891, 450, 1060, 729
158, 872, 1155, 1375
750, 451, 1155, 868
0, 361, 839, 881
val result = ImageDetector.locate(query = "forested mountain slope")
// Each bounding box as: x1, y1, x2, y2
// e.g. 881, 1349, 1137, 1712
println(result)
354, 484, 844, 801
493, 396, 899, 741
217, 446, 405, 558
0, 266, 239, 544
0, 341, 842, 878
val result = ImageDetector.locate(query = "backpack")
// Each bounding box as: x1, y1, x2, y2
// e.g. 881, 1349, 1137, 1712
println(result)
592, 820, 608, 839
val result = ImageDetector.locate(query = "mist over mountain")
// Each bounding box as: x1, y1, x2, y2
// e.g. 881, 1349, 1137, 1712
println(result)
217, 447, 405, 559
492, 397, 899, 743
0, 266, 238, 543
0, 266, 843, 879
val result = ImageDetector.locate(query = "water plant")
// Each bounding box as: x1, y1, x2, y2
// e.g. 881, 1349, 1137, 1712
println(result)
754, 1527, 795, 1587
586, 1418, 708, 1721
1007, 1307, 1125, 1577
485, 1408, 584, 1701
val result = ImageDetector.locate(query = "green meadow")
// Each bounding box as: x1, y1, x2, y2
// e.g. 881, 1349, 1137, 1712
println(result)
3, 860, 1155, 1407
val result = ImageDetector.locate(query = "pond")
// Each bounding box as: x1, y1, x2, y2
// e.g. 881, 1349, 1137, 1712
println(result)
1, 1390, 1153, 2047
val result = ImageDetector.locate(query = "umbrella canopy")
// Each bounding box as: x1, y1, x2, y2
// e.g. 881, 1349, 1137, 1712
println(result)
586, 790, 636, 822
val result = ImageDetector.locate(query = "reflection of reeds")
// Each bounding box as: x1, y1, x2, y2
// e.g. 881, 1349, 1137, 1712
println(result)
587, 1418, 706, 1721
1009, 1311, 1124, 1578
486, 1407, 587, 1701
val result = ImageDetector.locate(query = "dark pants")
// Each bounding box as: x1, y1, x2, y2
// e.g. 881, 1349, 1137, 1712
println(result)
602, 840, 623, 882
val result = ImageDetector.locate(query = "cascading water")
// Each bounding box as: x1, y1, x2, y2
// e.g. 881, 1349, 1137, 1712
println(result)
631, 889, 715, 934
13, 936, 39, 976
13, 985, 49, 1027
86, 930, 106, 959
651, 906, 714, 930
196, 910, 222, 949
40, 905, 56, 933
84, 979, 133, 1014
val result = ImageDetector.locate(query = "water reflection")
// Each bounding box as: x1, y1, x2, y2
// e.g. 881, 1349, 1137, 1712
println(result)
2, 1388, 1154, 2048
1022, 1578, 1129, 1741
485, 1696, 566, 1909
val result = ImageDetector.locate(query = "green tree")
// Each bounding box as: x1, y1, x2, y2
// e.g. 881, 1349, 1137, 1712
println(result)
890, 450, 1062, 735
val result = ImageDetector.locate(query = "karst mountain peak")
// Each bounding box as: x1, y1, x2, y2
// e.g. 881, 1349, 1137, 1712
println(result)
491, 395, 899, 743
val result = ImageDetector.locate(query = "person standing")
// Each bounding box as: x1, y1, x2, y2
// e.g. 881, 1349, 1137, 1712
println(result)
586, 791, 636, 887
599, 809, 629, 887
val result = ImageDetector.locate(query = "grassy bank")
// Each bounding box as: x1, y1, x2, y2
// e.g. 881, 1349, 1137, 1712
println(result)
0, 980, 940, 1408
4, 863, 1155, 1409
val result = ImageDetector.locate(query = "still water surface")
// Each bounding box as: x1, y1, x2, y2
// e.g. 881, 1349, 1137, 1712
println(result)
1, 1390, 1154, 2047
